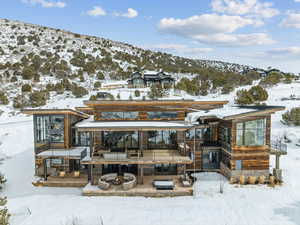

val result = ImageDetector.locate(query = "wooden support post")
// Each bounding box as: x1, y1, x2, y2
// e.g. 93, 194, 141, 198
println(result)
44, 158, 47, 181
193, 128, 196, 173
89, 132, 94, 157
140, 131, 143, 157
88, 164, 92, 182
275, 154, 280, 170
141, 166, 144, 185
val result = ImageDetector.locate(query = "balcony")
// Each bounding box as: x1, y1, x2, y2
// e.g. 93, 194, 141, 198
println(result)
81, 146, 192, 165
270, 140, 287, 155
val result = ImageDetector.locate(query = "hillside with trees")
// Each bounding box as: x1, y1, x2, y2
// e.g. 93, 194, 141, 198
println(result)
0, 18, 295, 109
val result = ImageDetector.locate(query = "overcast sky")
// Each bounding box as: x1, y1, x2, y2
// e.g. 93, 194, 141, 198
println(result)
2, 0, 300, 73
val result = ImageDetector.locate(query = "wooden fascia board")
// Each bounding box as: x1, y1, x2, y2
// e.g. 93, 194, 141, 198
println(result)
83, 100, 229, 107
22, 109, 89, 119
222, 107, 285, 120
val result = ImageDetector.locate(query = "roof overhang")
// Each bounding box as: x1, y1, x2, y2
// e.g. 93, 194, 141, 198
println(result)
75, 120, 193, 131
83, 100, 229, 107
222, 106, 285, 120
22, 109, 89, 119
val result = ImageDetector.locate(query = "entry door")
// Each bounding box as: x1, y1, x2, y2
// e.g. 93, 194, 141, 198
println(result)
202, 150, 220, 170
69, 159, 80, 172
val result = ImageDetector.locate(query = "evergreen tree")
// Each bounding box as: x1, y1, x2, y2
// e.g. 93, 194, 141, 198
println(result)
0, 197, 9, 225
21, 84, 32, 92
134, 90, 140, 97
235, 89, 255, 105
148, 84, 163, 99
282, 107, 300, 126
248, 85, 268, 102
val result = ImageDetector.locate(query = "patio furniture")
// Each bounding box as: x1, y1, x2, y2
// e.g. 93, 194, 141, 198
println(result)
59, 171, 66, 177
122, 173, 137, 190
182, 180, 192, 187
98, 179, 110, 190
153, 180, 174, 190
73, 171, 80, 177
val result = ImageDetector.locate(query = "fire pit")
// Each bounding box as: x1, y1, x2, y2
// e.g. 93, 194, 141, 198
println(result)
98, 173, 137, 190
112, 176, 124, 185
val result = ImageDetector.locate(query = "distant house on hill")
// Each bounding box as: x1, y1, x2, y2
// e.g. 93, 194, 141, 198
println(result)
128, 71, 175, 88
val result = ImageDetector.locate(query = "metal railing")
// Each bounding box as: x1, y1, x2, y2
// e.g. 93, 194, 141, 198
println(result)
271, 140, 287, 154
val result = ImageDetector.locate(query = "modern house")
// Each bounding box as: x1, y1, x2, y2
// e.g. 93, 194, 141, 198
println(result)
23, 100, 286, 197
127, 71, 175, 88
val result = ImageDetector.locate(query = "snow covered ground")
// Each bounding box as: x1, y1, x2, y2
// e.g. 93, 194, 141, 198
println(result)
2, 83, 300, 225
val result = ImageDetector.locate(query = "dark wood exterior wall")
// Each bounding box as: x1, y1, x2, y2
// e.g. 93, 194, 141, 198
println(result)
225, 115, 271, 171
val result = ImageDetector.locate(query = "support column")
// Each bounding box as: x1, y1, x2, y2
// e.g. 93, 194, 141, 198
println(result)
89, 131, 94, 157
88, 164, 92, 183
275, 154, 280, 170
138, 165, 144, 185
141, 166, 144, 185
43, 158, 47, 181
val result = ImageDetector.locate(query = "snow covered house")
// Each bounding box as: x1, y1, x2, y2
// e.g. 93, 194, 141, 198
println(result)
127, 71, 175, 88
23, 100, 285, 196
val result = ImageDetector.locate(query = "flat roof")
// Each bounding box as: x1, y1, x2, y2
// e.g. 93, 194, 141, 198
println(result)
83, 100, 229, 107
75, 119, 193, 131
186, 105, 285, 122
22, 109, 89, 118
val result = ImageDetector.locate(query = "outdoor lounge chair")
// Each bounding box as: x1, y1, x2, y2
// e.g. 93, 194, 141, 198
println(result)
153, 180, 174, 190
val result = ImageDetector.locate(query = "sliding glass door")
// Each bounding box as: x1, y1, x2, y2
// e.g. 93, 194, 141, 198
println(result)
102, 131, 139, 152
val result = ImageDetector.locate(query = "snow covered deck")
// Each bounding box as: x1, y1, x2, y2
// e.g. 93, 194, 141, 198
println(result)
36, 147, 88, 159
82, 150, 192, 165
82, 175, 193, 197
76, 120, 193, 131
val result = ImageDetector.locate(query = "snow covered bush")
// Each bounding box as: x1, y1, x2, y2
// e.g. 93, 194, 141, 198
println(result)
0, 197, 10, 225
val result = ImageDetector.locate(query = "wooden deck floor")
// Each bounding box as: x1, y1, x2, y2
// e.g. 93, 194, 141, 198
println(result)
33, 175, 88, 187
82, 175, 193, 197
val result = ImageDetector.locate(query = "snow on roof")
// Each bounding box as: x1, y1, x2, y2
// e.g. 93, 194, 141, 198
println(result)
37, 147, 87, 158
75, 119, 193, 129
186, 105, 284, 123
185, 105, 257, 123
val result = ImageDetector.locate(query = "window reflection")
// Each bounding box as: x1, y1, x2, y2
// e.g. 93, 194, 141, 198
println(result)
147, 112, 178, 119
101, 112, 139, 119
35, 115, 64, 143
148, 130, 177, 149
103, 131, 139, 151
236, 119, 266, 146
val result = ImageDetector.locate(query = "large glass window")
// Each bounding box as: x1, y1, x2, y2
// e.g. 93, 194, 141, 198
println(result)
103, 131, 139, 151
36, 116, 50, 143
221, 127, 231, 145
236, 119, 266, 146
74, 131, 90, 146
148, 130, 177, 149
50, 116, 64, 142
35, 115, 64, 143
101, 112, 139, 119
186, 129, 202, 140
185, 128, 211, 142
147, 112, 178, 119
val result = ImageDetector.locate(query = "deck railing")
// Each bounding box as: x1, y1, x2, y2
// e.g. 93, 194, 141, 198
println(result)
271, 140, 287, 155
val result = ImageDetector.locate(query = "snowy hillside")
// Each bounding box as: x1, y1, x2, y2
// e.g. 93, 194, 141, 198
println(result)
0, 18, 264, 114
1, 81, 300, 225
